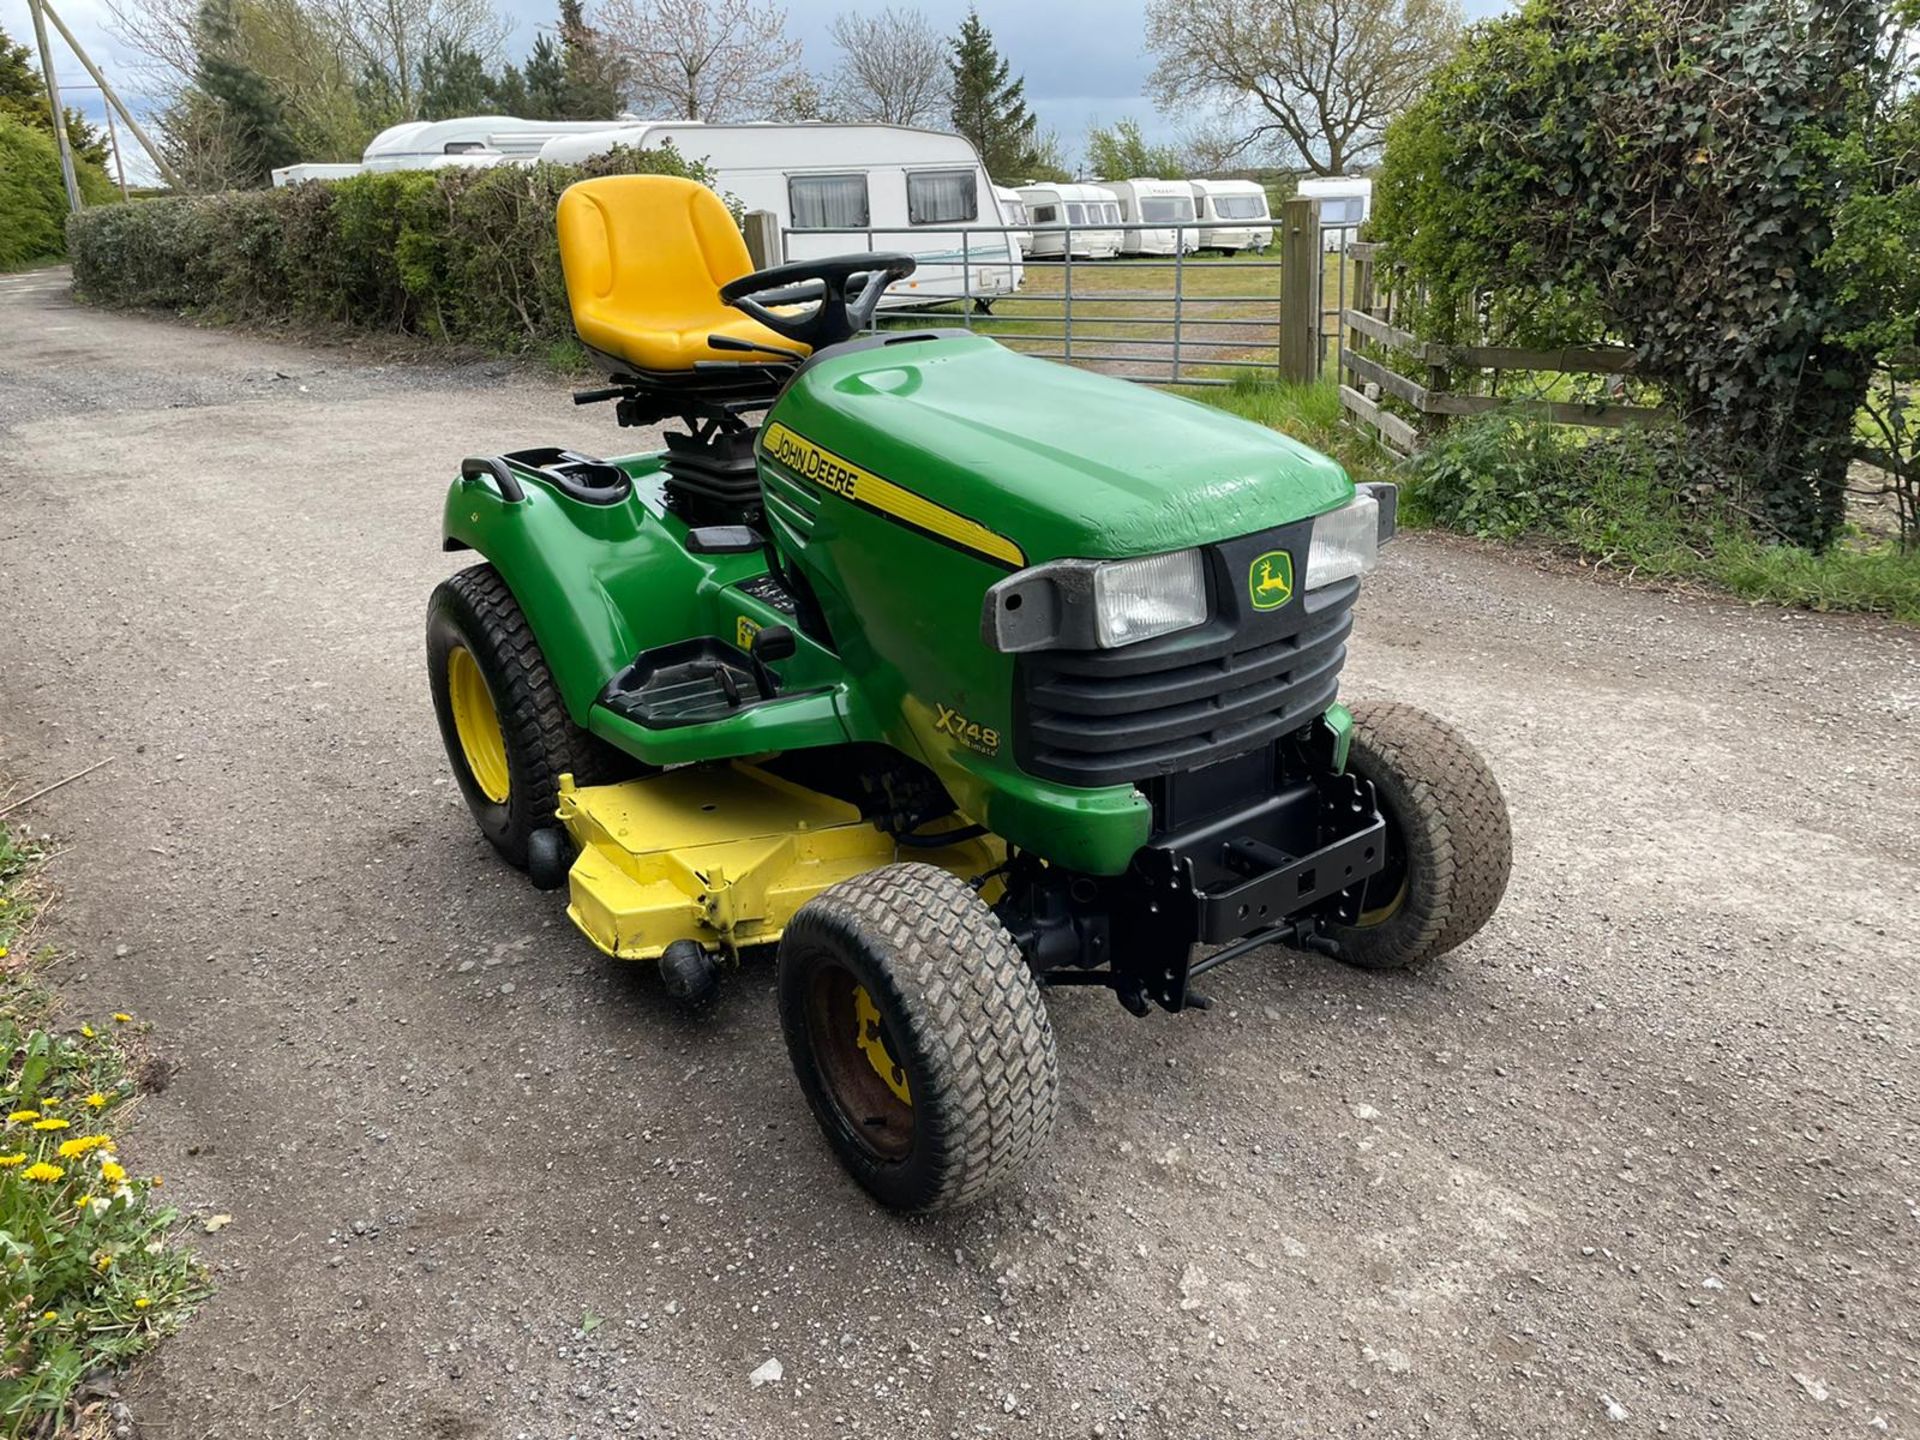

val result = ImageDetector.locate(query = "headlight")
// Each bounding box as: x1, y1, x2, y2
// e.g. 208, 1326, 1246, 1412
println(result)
1090, 550, 1207, 647
1304, 491, 1384, 591
983, 548, 1208, 652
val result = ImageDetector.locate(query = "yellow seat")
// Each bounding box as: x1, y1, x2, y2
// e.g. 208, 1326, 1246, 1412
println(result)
557, 175, 809, 375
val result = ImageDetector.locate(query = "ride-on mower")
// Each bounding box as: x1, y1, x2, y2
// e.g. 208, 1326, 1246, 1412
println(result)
427, 176, 1512, 1211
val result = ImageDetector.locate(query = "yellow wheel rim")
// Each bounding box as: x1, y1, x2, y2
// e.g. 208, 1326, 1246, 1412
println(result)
447, 646, 510, 804
852, 984, 912, 1107
1356, 873, 1408, 928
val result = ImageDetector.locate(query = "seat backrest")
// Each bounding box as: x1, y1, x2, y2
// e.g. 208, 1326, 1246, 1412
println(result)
557, 176, 754, 344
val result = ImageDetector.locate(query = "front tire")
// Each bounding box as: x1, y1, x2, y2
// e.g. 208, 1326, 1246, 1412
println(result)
427, 564, 629, 869
1324, 701, 1512, 971
778, 864, 1059, 1212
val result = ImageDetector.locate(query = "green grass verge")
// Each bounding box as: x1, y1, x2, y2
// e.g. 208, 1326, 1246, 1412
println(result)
0, 820, 206, 1433
1178, 379, 1920, 625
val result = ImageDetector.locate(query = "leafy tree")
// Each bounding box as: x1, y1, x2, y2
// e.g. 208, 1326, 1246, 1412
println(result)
420, 39, 500, 117
558, 0, 627, 119
1145, 0, 1462, 175
1085, 118, 1183, 179
946, 7, 1035, 178
192, 0, 301, 184
827, 6, 947, 126
1372, 0, 1883, 549
1, 115, 116, 268
0, 21, 108, 167
522, 32, 567, 116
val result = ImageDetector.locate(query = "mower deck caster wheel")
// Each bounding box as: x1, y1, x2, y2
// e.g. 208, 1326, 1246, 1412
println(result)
527, 828, 570, 892
659, 940, 720, 1009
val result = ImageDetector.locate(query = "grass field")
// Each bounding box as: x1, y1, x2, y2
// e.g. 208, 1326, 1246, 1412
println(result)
880, 247, 1362, 383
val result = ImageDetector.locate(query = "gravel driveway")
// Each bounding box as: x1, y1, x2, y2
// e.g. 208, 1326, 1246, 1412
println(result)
2, 267, 1916, 1440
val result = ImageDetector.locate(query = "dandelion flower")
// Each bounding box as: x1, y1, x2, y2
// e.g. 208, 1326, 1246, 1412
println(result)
57, 1134, 112, 1159
0, 946, 9, 960
100, 1159, 127, 1183
7, 1110, 40, 1124
23, 1162, 64, 1183
94, 1252, 112, 1270
42, 1096, 60, 1108
85, 1092, 108, 1109
75, 1193, 94, 1209
0, 1152, 25, 1167
40, 1311, 57, 1324
113, 1013, 131, 1023
80, 1025, 95, 1038
134, 1296, 152, 1310
32, 1117, 69, 1131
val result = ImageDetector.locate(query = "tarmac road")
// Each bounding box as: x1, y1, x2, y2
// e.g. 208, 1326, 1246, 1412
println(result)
2, 267, 1917, 1440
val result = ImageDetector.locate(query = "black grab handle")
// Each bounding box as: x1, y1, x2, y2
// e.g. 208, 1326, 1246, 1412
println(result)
461, 455, 525, 503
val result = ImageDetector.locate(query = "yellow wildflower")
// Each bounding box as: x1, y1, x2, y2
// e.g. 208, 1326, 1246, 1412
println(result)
113, 1013, 131, 1023
7, 1110, 40, 1124
0, 1152, 25, 1167
42, 1096, 60, 1108
80, 1025, 95, 1038
32, 1117, 69, 1131
84, 1092, 108, 1109
94, 1253, 112, 1270
100, 1159, 127, 1184
75, 1194, 94, 1209
40, 1311, 57, 1324
0, 946, 9, 960
57, 1134, 112, 1159
23, 1162, 64, 1183
134, 1296, 152, 1310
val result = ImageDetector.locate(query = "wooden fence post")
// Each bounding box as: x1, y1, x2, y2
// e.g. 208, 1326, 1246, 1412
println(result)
743, 210, 782, 270
1277, 196, 1321, 383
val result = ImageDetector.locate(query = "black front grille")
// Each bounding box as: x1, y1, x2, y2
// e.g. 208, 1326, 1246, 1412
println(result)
1014, 574, 1357, 789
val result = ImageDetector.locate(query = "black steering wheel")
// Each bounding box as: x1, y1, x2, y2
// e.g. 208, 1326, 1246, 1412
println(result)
720, 253, 917, 352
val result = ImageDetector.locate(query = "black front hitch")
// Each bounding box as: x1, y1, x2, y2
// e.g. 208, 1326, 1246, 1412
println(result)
1001, 771, 1388, 1014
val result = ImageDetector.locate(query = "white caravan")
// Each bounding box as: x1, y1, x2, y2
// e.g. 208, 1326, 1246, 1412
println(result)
993, 185, 1033, 257
1187, 179, 1274, 253
1296, 175, 1373, 248
540, 122, 1023, 309
273, 117, 636, 186
1015, 183, 1123, 259
1102, 178, 1198, 256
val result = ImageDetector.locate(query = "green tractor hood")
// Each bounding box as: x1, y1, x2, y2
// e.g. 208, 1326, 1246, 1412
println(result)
769, 333, 1353, 565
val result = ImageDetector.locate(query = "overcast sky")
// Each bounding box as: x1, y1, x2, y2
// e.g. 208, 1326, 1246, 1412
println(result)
1, 0, 1510, 182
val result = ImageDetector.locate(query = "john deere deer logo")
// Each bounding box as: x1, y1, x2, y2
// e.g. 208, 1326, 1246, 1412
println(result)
1249, 550, 1294, 610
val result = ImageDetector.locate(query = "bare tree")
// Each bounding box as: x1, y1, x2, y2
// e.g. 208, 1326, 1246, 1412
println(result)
825, 6, 946, 127
1145, 0, 1462, 175
314, 0, 507, 117
595, 0, 798, 121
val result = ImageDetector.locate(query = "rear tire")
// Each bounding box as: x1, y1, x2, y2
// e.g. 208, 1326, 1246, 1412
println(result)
1324, 701, 1511, 972
427, 563, 633, 869
778, 864, 1058, 1212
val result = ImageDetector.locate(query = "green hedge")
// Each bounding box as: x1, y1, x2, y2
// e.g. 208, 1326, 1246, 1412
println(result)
67, 144, 711, 351
1, 116, 116, 271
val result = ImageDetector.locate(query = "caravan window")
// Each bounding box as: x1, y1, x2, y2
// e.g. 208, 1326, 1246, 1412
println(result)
908, 170, 978, 225
1215, 194, 1267, 220
1318, 195, 1364, 225
789, 173, 869, 228
1005, 198, 1029, 224
1065, 203, 1088, 224
1031, 204, 1058, 223
1140, 197, 1193, 222
1099, 202, 1122, 224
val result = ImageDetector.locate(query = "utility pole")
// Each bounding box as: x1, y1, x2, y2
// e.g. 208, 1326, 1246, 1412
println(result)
26, 0, 82, 214
102, 95, 129, 197
38, 0, 184, 191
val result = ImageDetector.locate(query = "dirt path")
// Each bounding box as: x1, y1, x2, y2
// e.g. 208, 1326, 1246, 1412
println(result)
2, 270, 1917, 1440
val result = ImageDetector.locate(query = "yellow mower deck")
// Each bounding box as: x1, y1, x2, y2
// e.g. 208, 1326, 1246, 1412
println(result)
557, 764, 1001, 960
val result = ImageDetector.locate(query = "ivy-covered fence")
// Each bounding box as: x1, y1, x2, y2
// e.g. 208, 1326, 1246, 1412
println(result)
66, 144, 711, 353
1370, 0, 1908, 551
